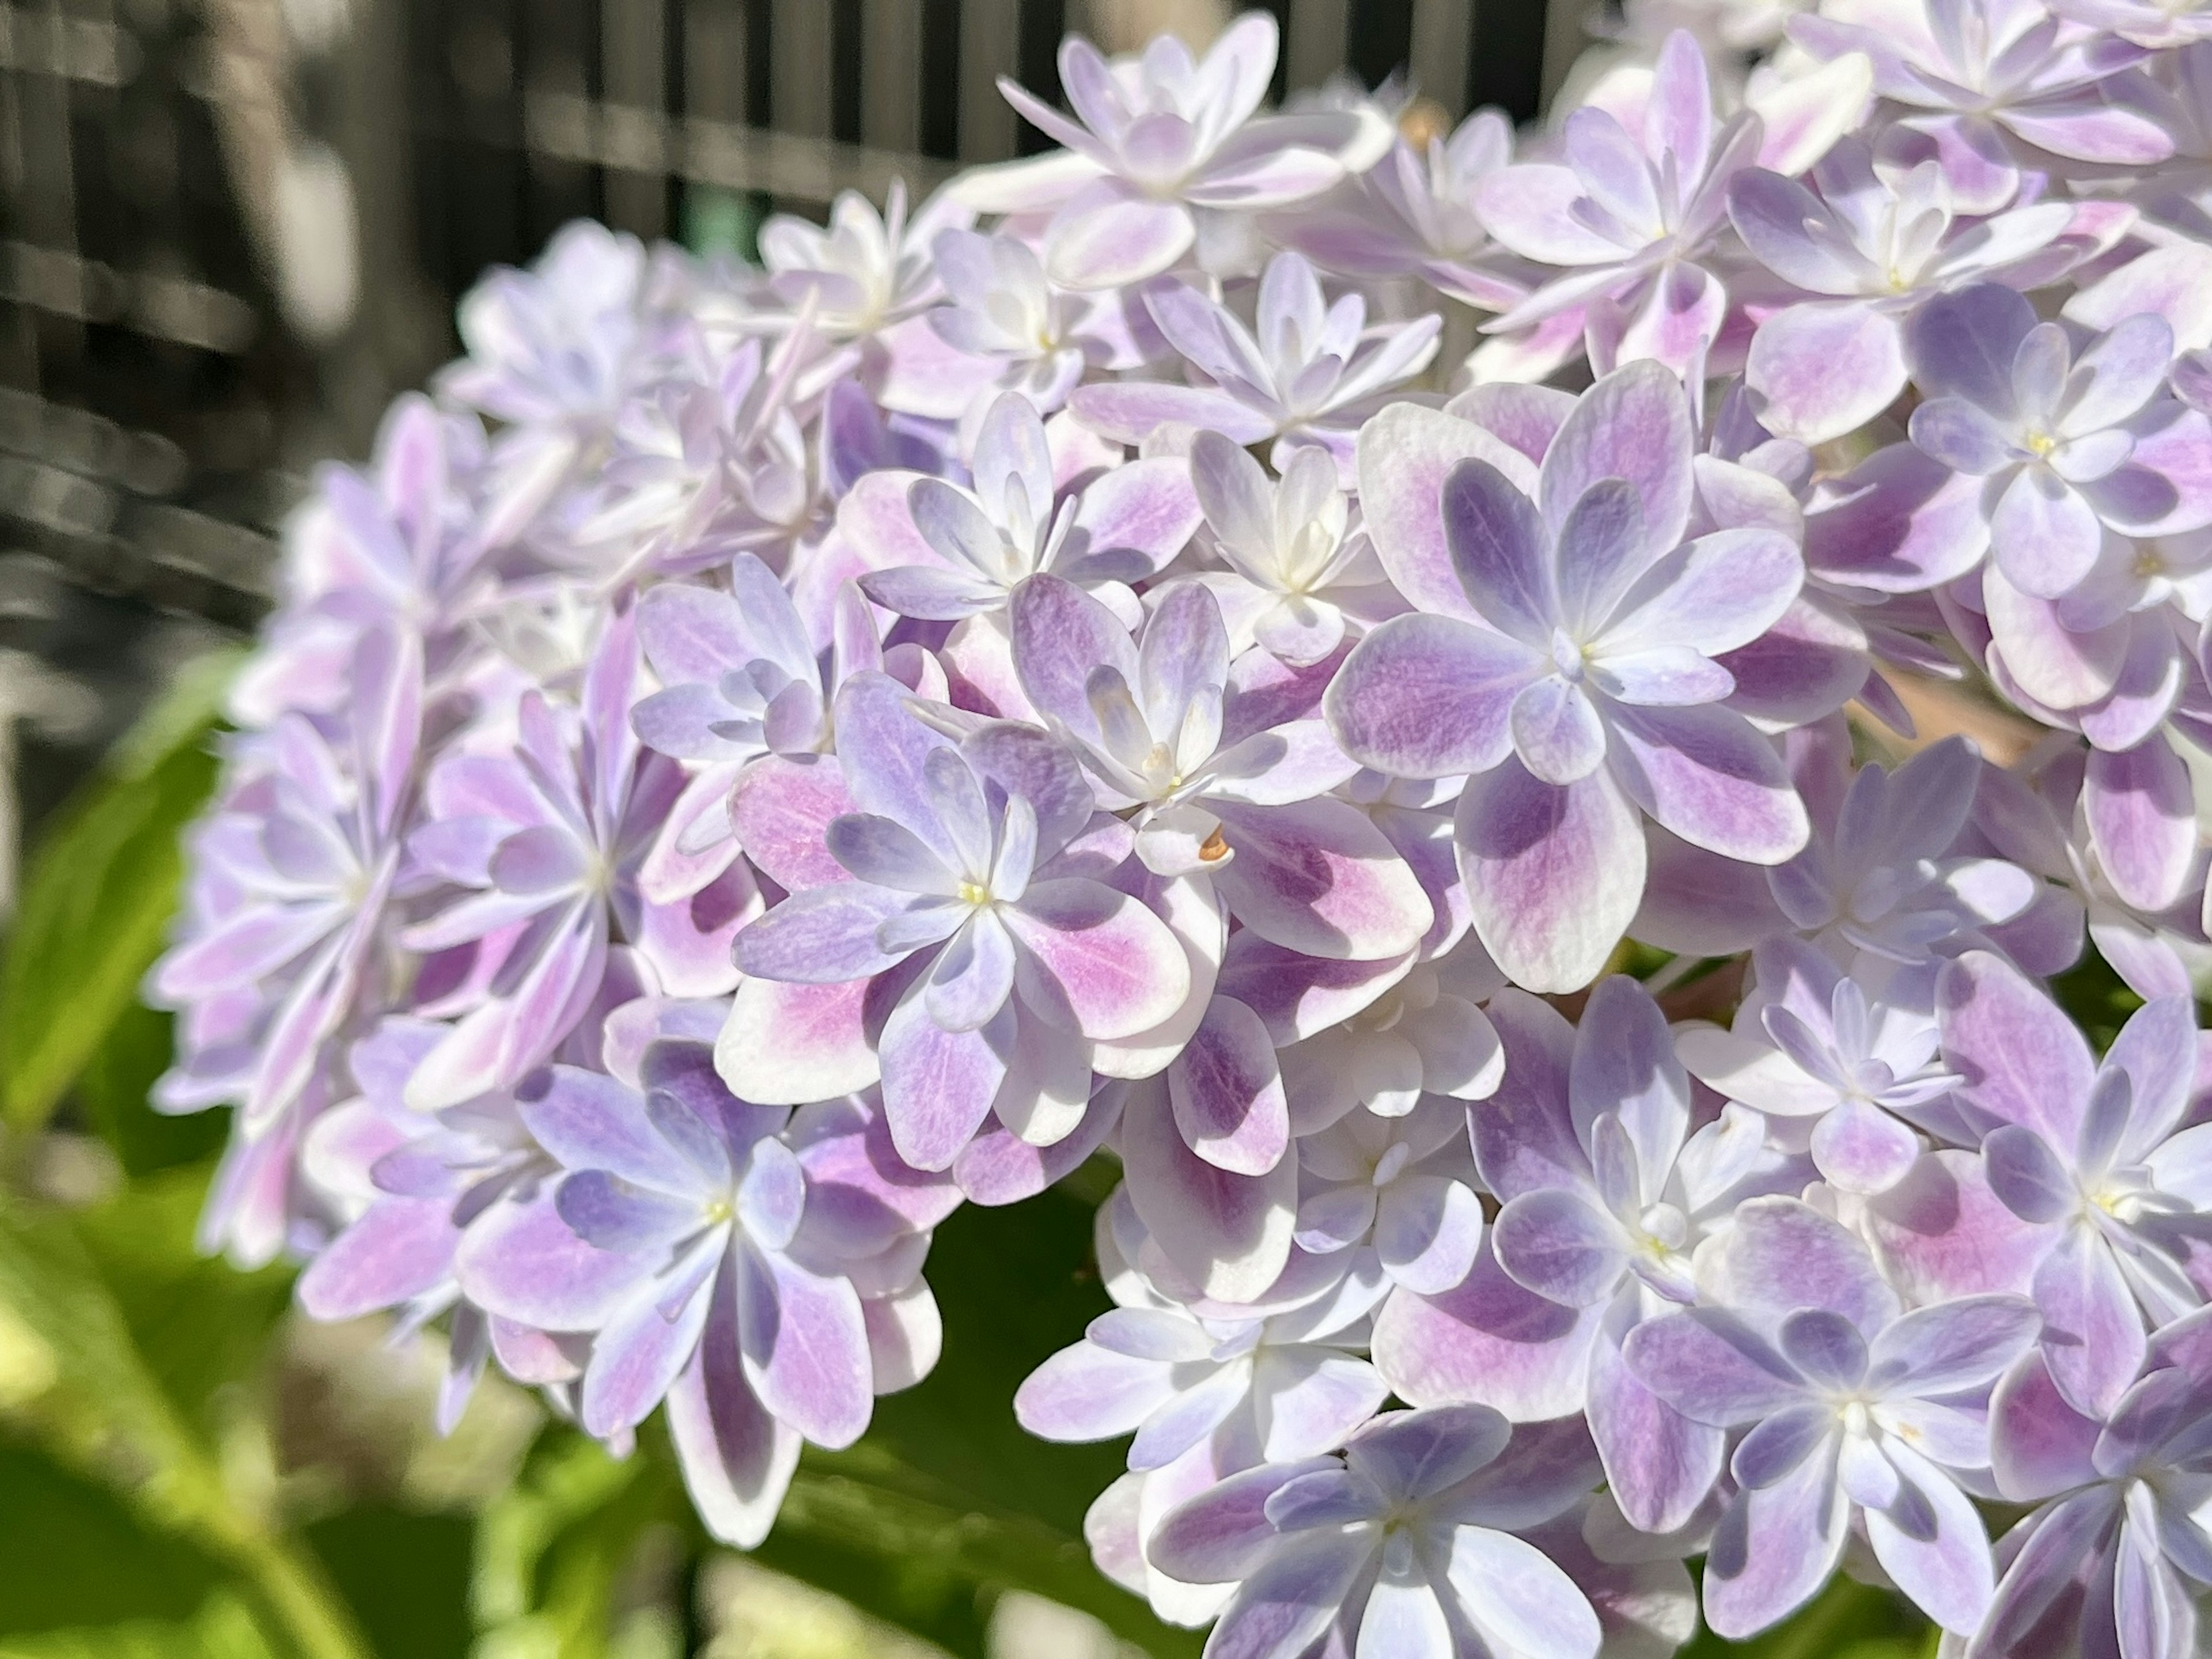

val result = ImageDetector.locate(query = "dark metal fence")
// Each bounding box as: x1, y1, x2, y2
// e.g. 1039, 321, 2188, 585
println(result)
0, 0, 1566, 841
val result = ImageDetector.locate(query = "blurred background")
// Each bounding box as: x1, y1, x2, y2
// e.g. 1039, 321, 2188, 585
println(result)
0, 5, 1843, 1658
0, 0, 1592, 851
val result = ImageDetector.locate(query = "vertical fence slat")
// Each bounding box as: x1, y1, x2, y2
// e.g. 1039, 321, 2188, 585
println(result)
958, 0, 1020, 161
772, 0, 835, 138
1408, 0, 1471, 116
601, 0, 668, 234
1285, 0, 1349, 94
860, 0, 922, 153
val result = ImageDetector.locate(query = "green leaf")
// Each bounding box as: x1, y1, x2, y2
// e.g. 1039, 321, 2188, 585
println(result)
0, 649, 240, 1135
0, 1190, 370, 1659
1677, 1573, 1934, 1659
472, 1426, 694, 1659
0, 1591, 274, 1659
766, 1180, 1198, 1656
0, 1442, 230, 1634
76, 1004, 225, 1177
470, 1180, 1202, 1658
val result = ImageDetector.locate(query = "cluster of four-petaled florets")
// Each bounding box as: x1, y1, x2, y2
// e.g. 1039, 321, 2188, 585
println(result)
147, 3, 2212, 1656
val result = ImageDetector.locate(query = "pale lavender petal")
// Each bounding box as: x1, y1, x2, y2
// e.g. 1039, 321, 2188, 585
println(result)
2033, 1227, 2146, 1418
877, 992, 1010, 1171
1208, 797, 1433, 961
1493, 1189, 1630, 1308
1938, 951, 2094, 1145
1168, 995, 1289, 1176
2085, 738, 2196, 913
1372, 1237, 1603, 1419
1324, 614, 1540, 779
1457, 760, 1645, 995
1120, 1075, 1296, 1304
1006, 877, 1192, 1041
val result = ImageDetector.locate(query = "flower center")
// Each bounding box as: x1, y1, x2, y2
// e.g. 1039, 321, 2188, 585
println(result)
958, 880, 993, 907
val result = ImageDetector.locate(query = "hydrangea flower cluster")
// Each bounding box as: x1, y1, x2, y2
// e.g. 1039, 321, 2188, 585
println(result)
152, 7, 2212, 1654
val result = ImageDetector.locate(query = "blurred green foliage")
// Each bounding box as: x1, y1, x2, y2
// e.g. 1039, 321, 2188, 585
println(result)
0, 660, 1953, 1659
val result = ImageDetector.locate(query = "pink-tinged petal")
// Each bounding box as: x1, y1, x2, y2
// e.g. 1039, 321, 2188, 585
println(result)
1005, 878, 1191, 1041
1119, 1074, 1297, 1303
730, 754, 858, 892
1605, 703, 1808, 865
836, 469, 942, 573
1356, 403, 1539, 622
1168, 995, 1289, 1176
581, 1255, 715, 1435
1938, 950, 2093, 1145
1067, 380, 1277, 449
1539, 360, 1695, 565
1867, 1442, 1996, 1635
1603, 260, 1728, 380
2065, 244, 2212, 355
1216, 933, 1410, 1046
297, 1199, 456, 1321
1447, 1528, 1604, 1659
2033, 1228, 2146, 1419
1069, 456, 1203, 573
1044, 181, 1197, 291
1376, 1176, 1486, 1296
1990, 1349, 2101, 1502
1016, 1340, 1179, 1442
876, 993, 1010, 1172
633, 869, 757, 1000
1209, 797, 1434, 961
1324, 613, 1540, 778
1493, 1189, 1628, 1308
1864, 1150, 2058, 1304
1458, 760, 1645, 995
2086, 738, 2196, 913
736, 1243, 874, 1449
1810, 1097, 1922, 1194
1700, 1450, 1849, 1638
1373, 1237, 1603, 1419
715, 975, 878, 1106
1984, 569, 2128, 711
736, 883, 911, 983
454, 1193, 646, 1331
1475, 164, 1626, 266
1589, 1316, 1727, 1535
1701, 1196, 1899, 1334
665, 1281, 801, 1548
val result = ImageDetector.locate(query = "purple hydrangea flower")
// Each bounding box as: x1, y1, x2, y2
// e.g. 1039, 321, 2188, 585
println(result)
1906, 283, 2212, 600
457, 1052, 956, 1545
1941, 949, 2212, 1415
1147, 1407, 1605, 1659
150, 627, 421, 1131
1983, 1310, 2212, 1659
950, 14, 1390, 291
1729, 136, 2077, 443
1626, 1196, 2040, 1636
1328, 361, 1809, 990
1069, 251, 1443, 479
730, 671, 1189, 1169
